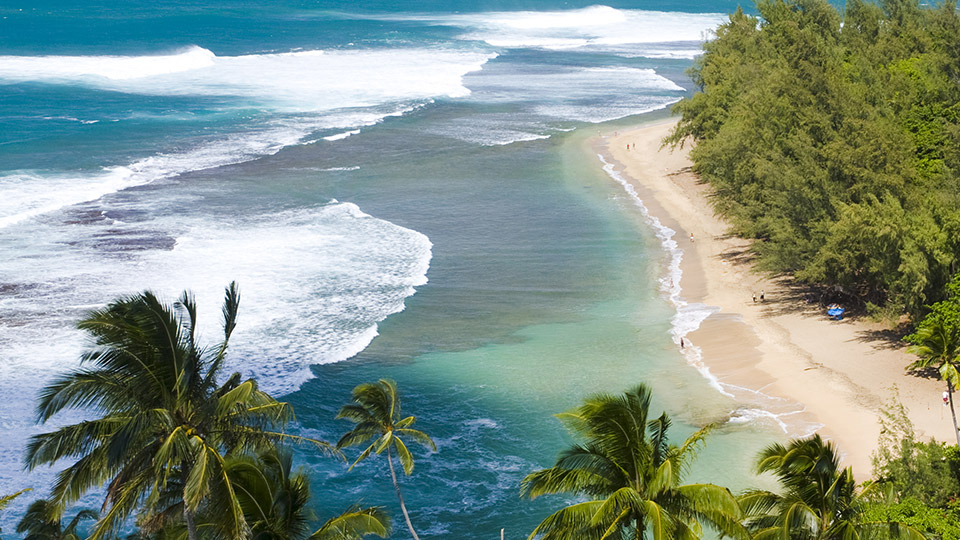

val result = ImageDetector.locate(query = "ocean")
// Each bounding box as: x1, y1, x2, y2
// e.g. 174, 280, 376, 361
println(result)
1, 1, 785, 536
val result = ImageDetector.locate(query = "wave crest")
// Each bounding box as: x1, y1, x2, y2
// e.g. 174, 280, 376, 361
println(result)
0, 46, 497, 112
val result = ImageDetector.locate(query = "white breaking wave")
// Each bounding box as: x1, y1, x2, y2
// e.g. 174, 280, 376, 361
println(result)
455, 65, 685, 127
2, 46, 217, 80
380, 5, 725, 51
470, 66, 683, 102
154, 203, 433, 393
0, 46, 497, 112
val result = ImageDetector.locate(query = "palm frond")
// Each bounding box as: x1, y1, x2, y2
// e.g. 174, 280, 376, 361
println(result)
0, 488, 31, 511
337, 424, 381, 449
640, 499, 674, 540
527, 500, 607, 540
309, 506, 392, 540
336, 405, 376, 426
520, 465, 614, 500
348, 443, 378, 472
392, 437, 415, 475
394, 428, 435, 452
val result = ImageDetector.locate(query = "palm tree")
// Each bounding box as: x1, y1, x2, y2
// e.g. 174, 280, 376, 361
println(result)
15, 499, 98, 540
739, 435, 924, 540
25, 283, 332, 540
221, 446, 391, 540
521, 384, 747, 540
906, 319, 960, 447
336, 379, 436, 540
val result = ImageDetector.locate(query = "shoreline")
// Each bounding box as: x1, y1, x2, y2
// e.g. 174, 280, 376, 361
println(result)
593, 118, 954, 478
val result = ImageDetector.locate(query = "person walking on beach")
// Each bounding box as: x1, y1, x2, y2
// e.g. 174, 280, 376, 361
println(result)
689, 232, 694, 242
752, 293, 757, 303
760, 290, 765, 302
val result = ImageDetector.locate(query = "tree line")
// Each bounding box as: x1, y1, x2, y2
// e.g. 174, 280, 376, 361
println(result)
667, 0, 960, 317
1, 284, 958, 539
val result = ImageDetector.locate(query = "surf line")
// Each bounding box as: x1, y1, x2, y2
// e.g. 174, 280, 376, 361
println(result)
595, 152, 729, 396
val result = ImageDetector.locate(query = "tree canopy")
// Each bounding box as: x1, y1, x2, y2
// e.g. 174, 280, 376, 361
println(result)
668, 0, 960, 315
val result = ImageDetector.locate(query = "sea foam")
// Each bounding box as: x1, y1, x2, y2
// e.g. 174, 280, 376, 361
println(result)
0, 46, 497, 113
383, 5, 725, 51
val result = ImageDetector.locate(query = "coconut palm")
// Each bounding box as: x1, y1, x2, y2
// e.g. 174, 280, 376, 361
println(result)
15, 499, 98, 540
220, 446, 390, 540
25, 283, 332, 540
336, 379, 435, 540
906, 319, 960, 447
521, 384, 747, 540
739, 435, 924, 540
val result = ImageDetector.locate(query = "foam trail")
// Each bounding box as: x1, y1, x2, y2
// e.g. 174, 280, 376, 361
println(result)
0, 124, 305, 229
617, 48, 704, 59
323, 129, 360, 141
0, 103, 434, 230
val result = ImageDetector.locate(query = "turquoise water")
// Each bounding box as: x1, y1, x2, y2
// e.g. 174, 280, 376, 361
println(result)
0, 1, 782, 536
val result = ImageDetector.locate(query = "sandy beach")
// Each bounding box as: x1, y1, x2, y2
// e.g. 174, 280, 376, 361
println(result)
596, 119, 955, 478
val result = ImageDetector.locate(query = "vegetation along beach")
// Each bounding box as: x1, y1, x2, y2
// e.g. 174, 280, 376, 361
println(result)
2, 0, 960, 538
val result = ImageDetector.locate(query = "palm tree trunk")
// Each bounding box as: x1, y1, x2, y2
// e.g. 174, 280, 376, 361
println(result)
387, 446, 420, 540
184, 507, 199, 540
948, 382, 960, 449
181, 468, 199, 540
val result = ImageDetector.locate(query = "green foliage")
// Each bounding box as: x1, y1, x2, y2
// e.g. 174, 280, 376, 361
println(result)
520, 384, 747, 540
670, 0, 960, 314
865, 498, 960, 540
741, 435, 924, 540
872, 390, 960, 507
